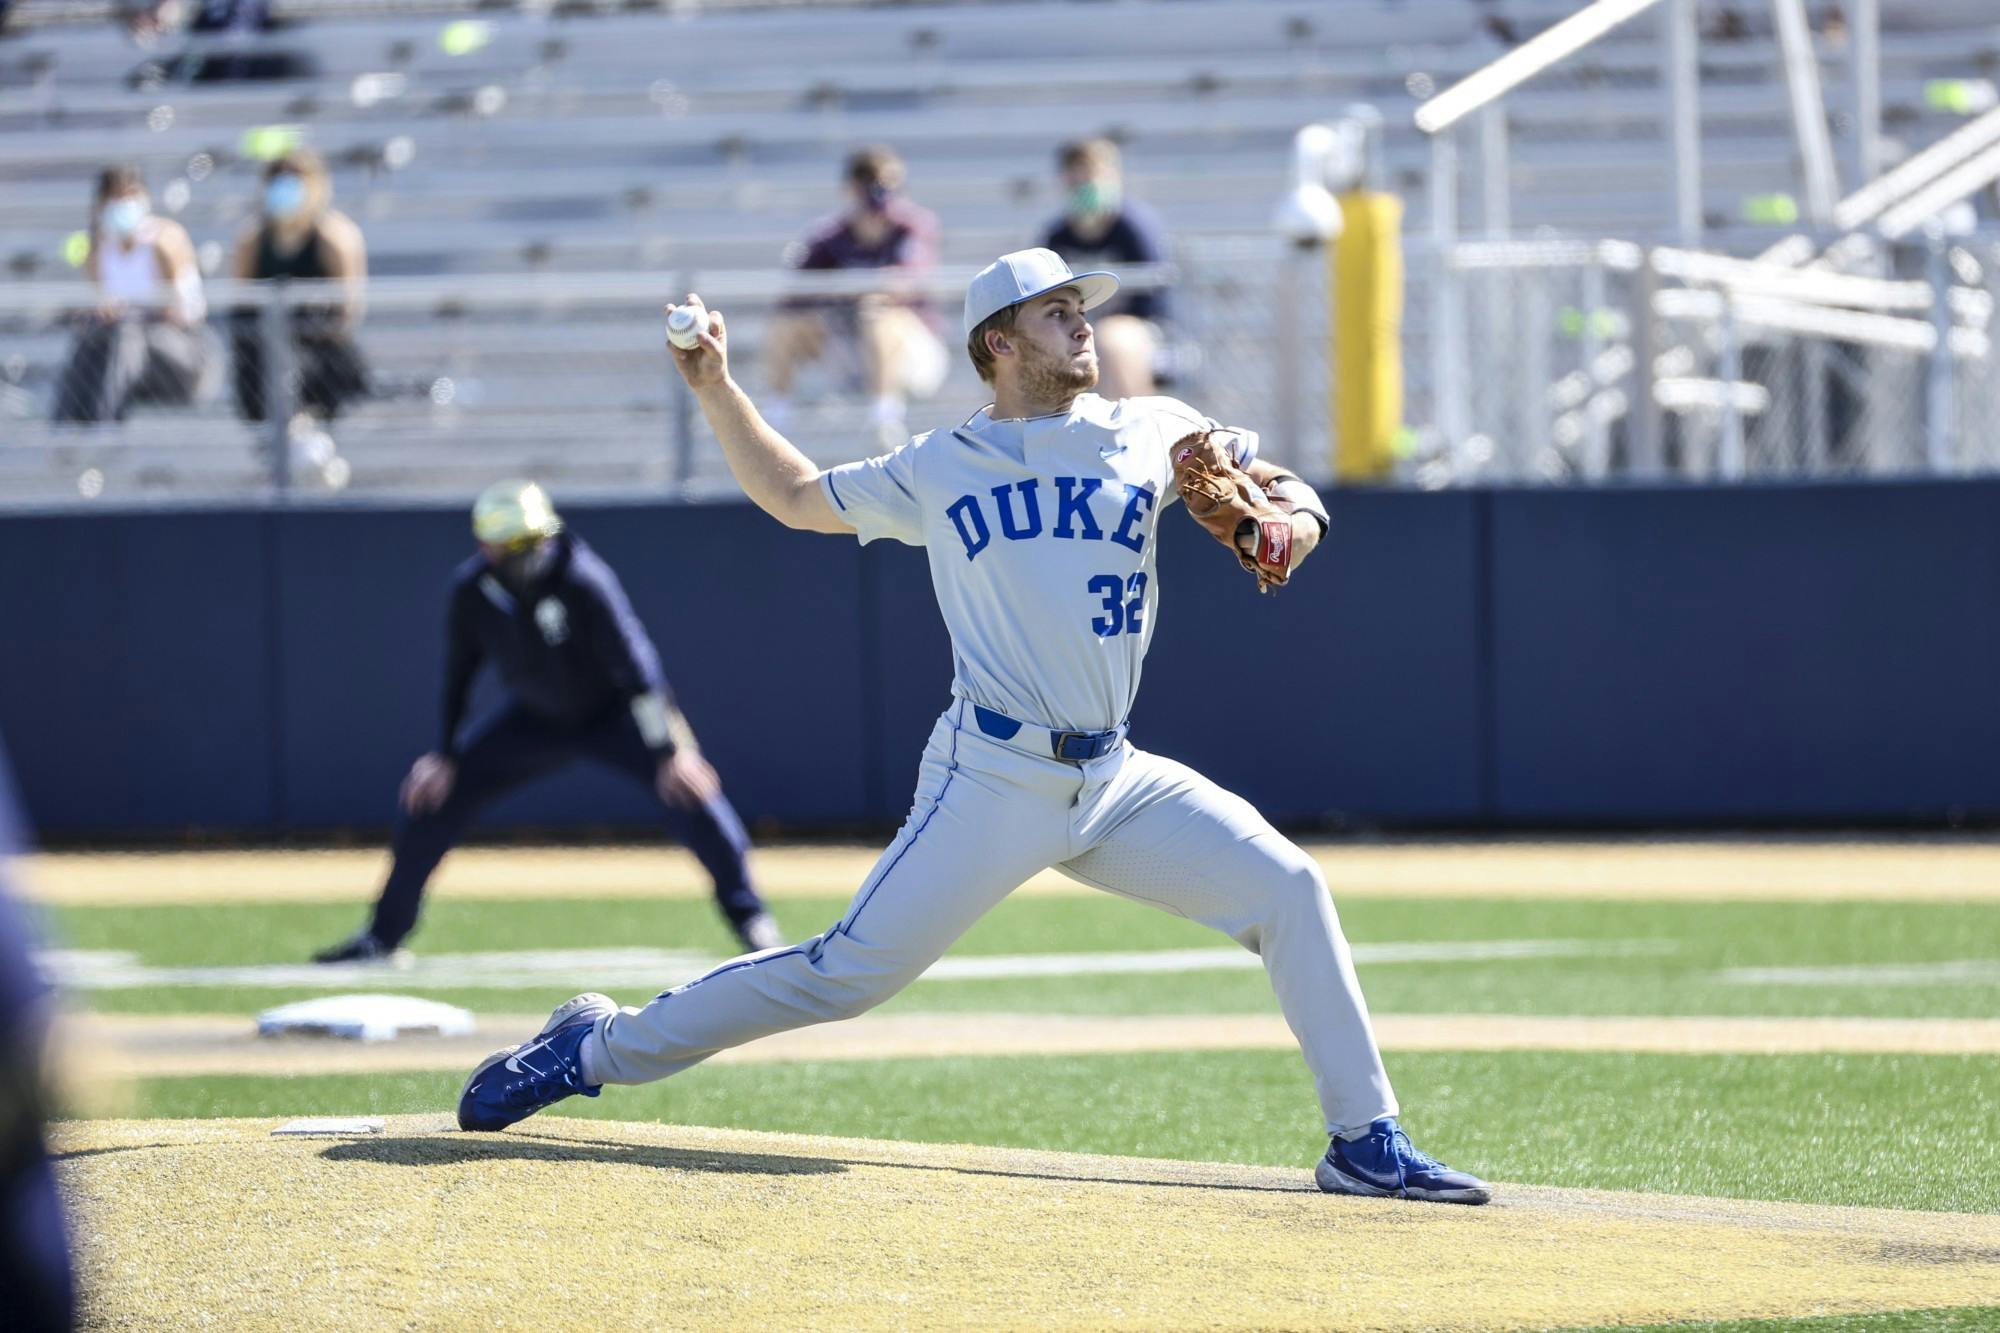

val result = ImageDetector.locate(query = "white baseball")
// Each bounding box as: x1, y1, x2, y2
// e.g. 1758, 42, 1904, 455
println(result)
666, 304, 705, 351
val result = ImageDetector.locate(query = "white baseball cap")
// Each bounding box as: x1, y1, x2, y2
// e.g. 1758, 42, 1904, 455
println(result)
962, 248, 1120, 337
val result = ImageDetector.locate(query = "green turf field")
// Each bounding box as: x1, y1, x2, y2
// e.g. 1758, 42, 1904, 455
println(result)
40, 860, 2000, 1331
1566, 1312, 1999, 1333
39, 894, 2000, 1018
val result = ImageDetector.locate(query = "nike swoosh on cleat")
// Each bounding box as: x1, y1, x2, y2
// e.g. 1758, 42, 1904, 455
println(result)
505, 1039, 553, 1074
1336, 1155, 1402, 1189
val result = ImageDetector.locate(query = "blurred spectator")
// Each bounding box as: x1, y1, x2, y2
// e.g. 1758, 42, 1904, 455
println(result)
52, 165, 210, 425
190, 0, 274, 33
124, 0, 314, 82
229, 149, 369, 438
1040, 138, 1171, 399
764, 146, 948, 446
0, 737, 74, 1333
119, 0, 183, 46
185, 0, 317, 82
1706, 6, 1751, 41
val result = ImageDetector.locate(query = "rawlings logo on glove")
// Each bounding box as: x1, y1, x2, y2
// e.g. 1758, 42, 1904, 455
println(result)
1170, 431, 1293, 592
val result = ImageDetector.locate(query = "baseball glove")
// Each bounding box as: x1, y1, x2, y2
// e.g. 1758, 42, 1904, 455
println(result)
1170, 430, 1293, 592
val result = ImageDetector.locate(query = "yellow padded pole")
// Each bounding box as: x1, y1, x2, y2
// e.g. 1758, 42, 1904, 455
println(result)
1333, 191, 1405, 481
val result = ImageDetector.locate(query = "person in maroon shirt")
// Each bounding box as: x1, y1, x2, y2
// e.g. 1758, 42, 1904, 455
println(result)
763, 147, 949, 447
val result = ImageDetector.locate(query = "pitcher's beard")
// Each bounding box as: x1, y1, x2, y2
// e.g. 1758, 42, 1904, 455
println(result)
1019, 343, 1099, 402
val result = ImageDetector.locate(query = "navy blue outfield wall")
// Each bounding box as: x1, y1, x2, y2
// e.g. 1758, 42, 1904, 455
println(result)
1, 480, 1995, 836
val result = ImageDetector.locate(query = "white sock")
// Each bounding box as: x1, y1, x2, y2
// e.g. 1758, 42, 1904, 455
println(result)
578, 1029, 602, 1087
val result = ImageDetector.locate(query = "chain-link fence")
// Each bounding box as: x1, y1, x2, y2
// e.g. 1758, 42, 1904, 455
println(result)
1950, 240, 2000, 471
1400, 230, 2000, 484
1402, 239, 1650, 486
0, 241, 1323, 507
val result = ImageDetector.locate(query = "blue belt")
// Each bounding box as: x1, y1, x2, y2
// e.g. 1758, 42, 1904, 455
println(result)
971, 704, 1124, 763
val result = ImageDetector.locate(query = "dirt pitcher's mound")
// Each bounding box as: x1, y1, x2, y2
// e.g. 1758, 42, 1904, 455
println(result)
54, 1117, 2000, 1331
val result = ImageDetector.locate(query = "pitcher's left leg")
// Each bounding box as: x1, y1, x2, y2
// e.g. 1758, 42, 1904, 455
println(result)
1062, 749, 1489, 1203
1062, 751, 1393, 1136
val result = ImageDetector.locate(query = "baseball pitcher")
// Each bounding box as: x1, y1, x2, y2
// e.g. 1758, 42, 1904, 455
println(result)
456, 250, 1490, 1204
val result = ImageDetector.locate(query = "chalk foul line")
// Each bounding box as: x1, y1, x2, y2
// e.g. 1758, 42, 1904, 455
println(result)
35, 938, 1671, 992
1716, 960, 2000, 987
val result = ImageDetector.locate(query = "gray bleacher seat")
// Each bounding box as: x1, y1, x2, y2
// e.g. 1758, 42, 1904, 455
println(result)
3, 0, 1996, 500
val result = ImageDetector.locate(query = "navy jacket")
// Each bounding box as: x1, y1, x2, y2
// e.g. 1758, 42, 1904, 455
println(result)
1042, 202, 1171, 324
438, 533, 672, 754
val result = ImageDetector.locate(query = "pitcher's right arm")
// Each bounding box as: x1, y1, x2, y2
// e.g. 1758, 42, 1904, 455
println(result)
666, 295, 853, 534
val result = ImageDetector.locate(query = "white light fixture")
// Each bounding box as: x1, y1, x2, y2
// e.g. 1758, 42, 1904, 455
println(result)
1272, 124, 1344, 244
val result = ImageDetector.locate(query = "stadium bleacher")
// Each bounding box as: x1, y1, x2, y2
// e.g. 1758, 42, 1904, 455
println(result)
2, 0, 1997, 499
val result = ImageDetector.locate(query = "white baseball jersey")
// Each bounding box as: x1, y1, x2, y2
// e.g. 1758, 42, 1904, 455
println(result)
819, 393, 1256, 732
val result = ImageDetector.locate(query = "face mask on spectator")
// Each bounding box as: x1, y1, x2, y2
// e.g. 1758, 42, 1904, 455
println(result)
103, 197, 150, 236
265, 174, 308, 219
860, 180, 895, 212
1068, 181, 1120, 220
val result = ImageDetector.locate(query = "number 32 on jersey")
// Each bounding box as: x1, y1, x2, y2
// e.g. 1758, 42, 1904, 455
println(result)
1087, 572, 1147, 637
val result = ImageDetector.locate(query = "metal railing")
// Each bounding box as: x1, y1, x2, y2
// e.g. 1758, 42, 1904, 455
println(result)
1400, 0, 2000, 485
0, 252, 1324, 508
11, 226, 2000, 504
1400, 231, 2000, 484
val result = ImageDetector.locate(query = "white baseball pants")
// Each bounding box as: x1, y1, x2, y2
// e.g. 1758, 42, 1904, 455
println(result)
584, 699, 1398, 1136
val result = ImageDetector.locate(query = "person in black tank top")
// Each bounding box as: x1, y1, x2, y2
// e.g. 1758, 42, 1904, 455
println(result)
229, 148, 370, 423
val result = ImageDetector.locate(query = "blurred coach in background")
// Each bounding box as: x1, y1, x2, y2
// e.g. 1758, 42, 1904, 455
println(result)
314, 480, 782, 964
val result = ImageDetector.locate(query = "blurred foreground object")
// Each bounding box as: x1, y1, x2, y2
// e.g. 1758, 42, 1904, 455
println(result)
0, 738, 74, 1333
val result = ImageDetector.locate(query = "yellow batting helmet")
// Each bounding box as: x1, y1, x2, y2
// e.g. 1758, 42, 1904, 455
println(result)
472, 479, 563, 547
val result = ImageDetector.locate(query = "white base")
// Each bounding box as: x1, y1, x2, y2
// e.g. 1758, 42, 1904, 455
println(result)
257, 994, 477, 1042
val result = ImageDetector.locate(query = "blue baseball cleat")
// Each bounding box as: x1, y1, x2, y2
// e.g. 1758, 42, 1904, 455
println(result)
1316, 1118, 1492, 1205
457, 992, 617, 1132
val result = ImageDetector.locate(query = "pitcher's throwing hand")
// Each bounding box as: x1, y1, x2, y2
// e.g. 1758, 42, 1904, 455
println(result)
666, 295, 728, 389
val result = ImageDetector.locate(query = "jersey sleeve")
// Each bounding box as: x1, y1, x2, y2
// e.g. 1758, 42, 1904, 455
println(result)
570, 553, 687, 756
438, 576, 484, 757
819, 439, 926, 546
572, 553, 668, 700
